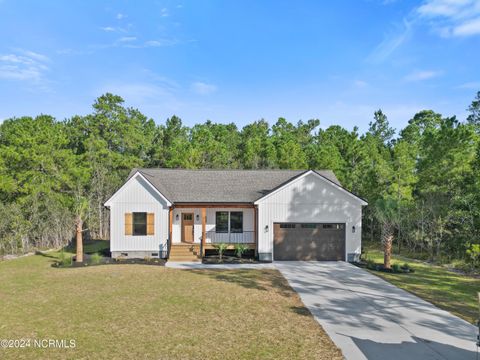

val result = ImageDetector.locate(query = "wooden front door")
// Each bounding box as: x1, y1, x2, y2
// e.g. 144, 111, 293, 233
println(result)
181, 213, 194, 243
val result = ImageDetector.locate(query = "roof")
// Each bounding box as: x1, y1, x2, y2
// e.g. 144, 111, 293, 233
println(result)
126, 168, 342, 203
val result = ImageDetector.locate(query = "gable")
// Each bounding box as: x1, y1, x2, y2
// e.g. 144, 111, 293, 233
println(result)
254, 171, 367, 206
104, 172, 171, 207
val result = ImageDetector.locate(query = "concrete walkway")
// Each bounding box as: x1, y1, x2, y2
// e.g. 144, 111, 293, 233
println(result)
275, 261, 478, 360
165, 261, 275, 269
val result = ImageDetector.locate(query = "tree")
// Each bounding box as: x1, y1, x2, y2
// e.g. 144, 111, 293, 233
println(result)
374, 198, 399, 269
467, 91, 480, 127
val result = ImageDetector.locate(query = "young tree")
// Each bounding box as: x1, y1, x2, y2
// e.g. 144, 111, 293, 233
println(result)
374, 198, 399, 269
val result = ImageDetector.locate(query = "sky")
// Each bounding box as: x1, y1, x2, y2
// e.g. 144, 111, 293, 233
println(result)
0, 0, 479, 133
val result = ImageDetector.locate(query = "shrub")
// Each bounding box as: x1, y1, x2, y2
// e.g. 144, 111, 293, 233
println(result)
392, 263, 400, 273
57, 250, 72, 267
213, 243, 228, 261
366, 258, 376, 270
466, 244, 480, 269
234, 244, 249, 258
90, 252, 102, 265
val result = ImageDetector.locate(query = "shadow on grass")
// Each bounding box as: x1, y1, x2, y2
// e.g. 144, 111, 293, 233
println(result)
189, 269, 295, 298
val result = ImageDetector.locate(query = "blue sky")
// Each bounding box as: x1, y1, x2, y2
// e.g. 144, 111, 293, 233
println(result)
0, 0, 479, 133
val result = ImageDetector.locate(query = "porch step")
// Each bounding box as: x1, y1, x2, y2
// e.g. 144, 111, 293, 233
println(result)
169, 244, 201, 262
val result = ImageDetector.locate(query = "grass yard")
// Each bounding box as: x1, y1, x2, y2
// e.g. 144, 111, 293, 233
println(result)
364, 249, 480, 324
0, 250, 341, 360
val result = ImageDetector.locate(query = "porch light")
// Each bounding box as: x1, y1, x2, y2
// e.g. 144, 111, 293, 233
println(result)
265, 225, 269, 232
352, 226, 356, 233
196, 214, 200, 221
176, 214, 179, 221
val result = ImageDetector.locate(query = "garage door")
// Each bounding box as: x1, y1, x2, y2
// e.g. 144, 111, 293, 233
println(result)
273, 223, 345, 261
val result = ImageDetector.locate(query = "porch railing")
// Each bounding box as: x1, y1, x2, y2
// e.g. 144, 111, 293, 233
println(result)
206, 231, 254, 244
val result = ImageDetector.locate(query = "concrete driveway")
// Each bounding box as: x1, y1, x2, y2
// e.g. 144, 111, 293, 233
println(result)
275, 261, 478, 360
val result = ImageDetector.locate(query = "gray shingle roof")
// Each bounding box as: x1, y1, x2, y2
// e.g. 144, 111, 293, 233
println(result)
129, 168, 341, 203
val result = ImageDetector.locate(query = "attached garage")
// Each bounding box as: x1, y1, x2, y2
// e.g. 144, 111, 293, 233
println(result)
273, 223, 346, 261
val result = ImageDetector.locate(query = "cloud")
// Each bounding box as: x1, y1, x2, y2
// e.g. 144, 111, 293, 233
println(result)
118, 36, 137, 42
416, 0, 480, 37
353, 80, 368, 88
116, 13, 127, 20
404, 70, 442, 81
456, 81, 480, 89
367, 19, 412, 63
190, 82, 217, 95
101, 26, 116, 32
160, 8, 169, 17
0, 50, 50, 82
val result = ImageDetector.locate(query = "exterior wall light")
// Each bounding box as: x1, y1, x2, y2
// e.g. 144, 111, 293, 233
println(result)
265, 225, 269, 232
196, 214, 200, 221
175, 214, 179, 221
352, 226, 356, 233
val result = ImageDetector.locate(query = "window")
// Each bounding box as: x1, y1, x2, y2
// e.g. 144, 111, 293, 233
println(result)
133, 212, 147, 235
230, 212, 243, 233
280, 223, 296, 229
301, 223, 317, 229
183, 213, 193, 221
215, 212, 229, 233
322, 224, 345, 230
215, 211, 244, 233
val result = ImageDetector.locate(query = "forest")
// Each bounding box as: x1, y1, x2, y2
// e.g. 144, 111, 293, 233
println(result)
1, 92, 480, 267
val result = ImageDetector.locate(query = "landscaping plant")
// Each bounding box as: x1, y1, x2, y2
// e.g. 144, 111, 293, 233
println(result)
213, 243, 228, 261
234, 243, 249, 258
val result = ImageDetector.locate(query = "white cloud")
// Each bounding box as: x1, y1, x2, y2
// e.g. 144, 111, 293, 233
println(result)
456, 81, 480, 89
101, 26, 116, 32
160, 8, 169, 17
353, 80, 368, 88
367, 20, 412, 63
116, 13, 127, 20
416, 0, 480, 37
404, 70, 442, 81
190, 82, 217, 95
0, 50, 50, 82
118, 36, 137, 42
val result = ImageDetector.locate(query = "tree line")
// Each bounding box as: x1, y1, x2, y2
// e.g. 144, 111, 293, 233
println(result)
1, 92, 480, 264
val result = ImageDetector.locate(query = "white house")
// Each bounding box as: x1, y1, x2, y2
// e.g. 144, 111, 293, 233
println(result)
104, 168, 367, 262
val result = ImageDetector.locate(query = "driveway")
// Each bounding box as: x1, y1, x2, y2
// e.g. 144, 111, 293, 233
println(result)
275, 261, 478, 360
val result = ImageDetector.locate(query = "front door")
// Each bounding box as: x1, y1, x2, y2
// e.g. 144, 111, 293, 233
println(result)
181, 213, 194, 243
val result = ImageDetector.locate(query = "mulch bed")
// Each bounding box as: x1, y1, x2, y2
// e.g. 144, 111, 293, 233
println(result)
53, 254, 166, 268
202, 255, 259, 264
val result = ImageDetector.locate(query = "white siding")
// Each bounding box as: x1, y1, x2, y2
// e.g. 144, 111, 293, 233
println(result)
256, 172, 363, 260
109, 176, 169, 252
172, 207, 254, 243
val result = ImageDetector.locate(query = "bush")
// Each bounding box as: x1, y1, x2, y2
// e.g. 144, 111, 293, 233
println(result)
234, 244, 249, 258
392, 263, 400, 273
57, 250, 72, 267
90, 252, 102, 265
213, 243, 228, 261
366, 258, 376, 270
466, 244, 480, 269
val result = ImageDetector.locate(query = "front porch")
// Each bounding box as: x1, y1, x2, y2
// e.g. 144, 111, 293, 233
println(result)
168, 203, 257, 261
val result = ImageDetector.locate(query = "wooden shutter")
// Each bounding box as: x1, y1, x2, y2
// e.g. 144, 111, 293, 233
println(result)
125, 213, 133, 235
147, 213, 155, 235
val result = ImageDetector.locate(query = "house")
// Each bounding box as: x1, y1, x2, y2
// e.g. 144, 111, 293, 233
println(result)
104, 168, 367, 262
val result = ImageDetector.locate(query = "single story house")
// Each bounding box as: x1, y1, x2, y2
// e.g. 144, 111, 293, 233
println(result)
104, 168, 367, 262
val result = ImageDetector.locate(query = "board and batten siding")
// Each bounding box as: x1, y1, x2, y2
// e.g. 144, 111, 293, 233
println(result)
171, 207, 254, 243
109, 176, 169, 255
256, 172, 363, 261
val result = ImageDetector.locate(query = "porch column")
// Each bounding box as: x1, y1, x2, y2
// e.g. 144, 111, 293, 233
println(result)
168, 207, 173, 257
201, 208, 206, 256
254, 206, 258, 257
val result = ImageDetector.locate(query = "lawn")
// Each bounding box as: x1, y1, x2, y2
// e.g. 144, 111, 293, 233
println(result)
0, 248, 341, 360
363, 248, 480, 324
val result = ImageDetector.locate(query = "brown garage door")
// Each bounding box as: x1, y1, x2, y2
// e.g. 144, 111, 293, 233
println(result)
273, 223, 345, 261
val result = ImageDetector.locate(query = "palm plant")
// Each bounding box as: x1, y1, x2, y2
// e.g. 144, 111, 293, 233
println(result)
213, 243, 228, 261
374, 198, 399, 269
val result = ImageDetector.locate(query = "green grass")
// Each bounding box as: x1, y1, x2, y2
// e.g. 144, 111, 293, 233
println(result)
363, 248, 480, 324
0, 250, 341, 360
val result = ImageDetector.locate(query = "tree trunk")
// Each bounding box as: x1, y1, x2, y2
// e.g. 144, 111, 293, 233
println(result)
76, 216, 83, 263
382, 223, 393, 269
